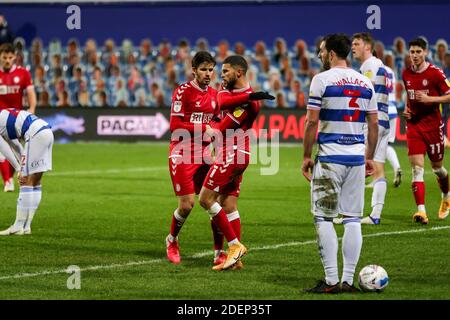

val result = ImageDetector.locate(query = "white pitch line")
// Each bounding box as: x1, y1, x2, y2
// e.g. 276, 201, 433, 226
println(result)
0, 226, 448, 281
47, 167, 166, 176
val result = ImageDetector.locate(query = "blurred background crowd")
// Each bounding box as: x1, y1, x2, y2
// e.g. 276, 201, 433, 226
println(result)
1, 15, 449, 109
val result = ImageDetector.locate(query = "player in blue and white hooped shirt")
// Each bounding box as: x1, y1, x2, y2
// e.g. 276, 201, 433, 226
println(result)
302, 34, 378, 293
0, 108, 53, 235
385, 64, 403, 188
350, 32, 390, 225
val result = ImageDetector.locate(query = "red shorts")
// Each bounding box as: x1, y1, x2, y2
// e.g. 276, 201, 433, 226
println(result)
407, 125, 444, 162
202, 151, 249, 197
168, 143, 213, 196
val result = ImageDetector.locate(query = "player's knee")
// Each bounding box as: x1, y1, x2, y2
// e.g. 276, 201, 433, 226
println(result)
432, 166, 448, 179
179, 199, 195, 214
412, 166, 424, 182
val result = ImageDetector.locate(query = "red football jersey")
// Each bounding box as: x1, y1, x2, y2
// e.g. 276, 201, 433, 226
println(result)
169, 80, 218, 162
402, 63, 450, 131
214, 86, 260, 156
0, 65, 33, 110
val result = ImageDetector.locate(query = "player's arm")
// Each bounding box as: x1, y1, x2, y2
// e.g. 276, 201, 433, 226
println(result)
302, 76, 324, 182
302, 108, 319, 182
24, 70, 37, 114
416, 92, 450, 104
26, 86, 37, 114
365, 85, 379, 174
416, 69, 450, 104
217, 90, 274, 111
0, 136, 21, 172
169, 89, 207, 133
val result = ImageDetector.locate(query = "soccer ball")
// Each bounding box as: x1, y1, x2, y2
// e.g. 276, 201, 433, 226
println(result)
358, 265, 389, 292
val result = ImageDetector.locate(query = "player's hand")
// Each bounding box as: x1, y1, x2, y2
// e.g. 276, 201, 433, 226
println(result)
402, 109, 412, 120
365, 159, 375, 177
415, 91, 433, 104
301, 158, 314, 182
205, 125, 217, 138
249, 91, 275, 101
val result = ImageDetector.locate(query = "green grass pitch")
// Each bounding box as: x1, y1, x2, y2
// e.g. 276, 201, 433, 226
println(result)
0, 142, 448, 300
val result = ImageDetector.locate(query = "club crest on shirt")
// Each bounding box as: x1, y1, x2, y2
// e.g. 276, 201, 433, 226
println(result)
195, 101, 201, 108
173, 101, 182, 113
13, 76, 20, 84
211, 101, 216, 109
422, 79, 428, 86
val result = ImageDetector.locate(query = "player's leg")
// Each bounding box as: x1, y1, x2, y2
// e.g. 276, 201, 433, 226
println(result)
363, 127, 388, 225
410, 154, 428, 224
386, 118, 402, 187
0, 152, 13, 192
0, 129, 53, 236
430, 160, 449, 220
339, 165, 365, 292
194, 164, 225, 265
407, 128, 428, 224
166, 156, 198, 264
304, 161, 341, 293
199, 164, 246, 270
216, 194, 243, 270
425, 126, 448, 220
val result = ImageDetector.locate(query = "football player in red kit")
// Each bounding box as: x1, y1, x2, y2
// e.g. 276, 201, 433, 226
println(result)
402, 38, 450, 223
199, 55, 274, 270
0, 43, 37, 192
165, 51, 223, 265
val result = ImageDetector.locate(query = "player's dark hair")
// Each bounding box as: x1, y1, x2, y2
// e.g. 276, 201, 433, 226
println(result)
223, 55, 248, 74
192, 51, 216, 68
352, 32, 375, 50
324, 33, 351, 60
408, 38, 428, 50
0, 43, 15, 54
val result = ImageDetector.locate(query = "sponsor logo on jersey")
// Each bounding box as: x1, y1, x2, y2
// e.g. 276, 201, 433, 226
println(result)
233, 107, 244, 118
364, 71, 373, 79
190, 112, 213, 124
173, 101, 182, 113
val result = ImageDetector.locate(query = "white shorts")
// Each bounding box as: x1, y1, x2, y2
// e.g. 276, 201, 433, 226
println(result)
388, 118, 397, 143
21, 128, 54, 176
372, 125, 389, 163
310, 160, 365, 218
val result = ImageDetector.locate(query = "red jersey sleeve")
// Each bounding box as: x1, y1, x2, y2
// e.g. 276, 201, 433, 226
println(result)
22, 69, 33, 89
211, 101, 259, 132
217, 90, 250, 111
433, 68, 450, 95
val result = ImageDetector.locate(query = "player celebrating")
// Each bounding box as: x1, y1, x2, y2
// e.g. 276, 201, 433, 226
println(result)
0, 108, 53, 235
199, 55, 274, 270
350, 33, 390, 225
0, 43, 37, 192
165, 51, 223, 265
402, 38, 450, 223
302, 34, 378, 293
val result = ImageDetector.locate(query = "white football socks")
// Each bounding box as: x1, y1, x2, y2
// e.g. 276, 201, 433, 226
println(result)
342, 217, 362, 285
13, 186, 34, 231
24, 185, 42, 231
386, 145, 400, 172
371, 178, 387, 219
314, 217, 339, 285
